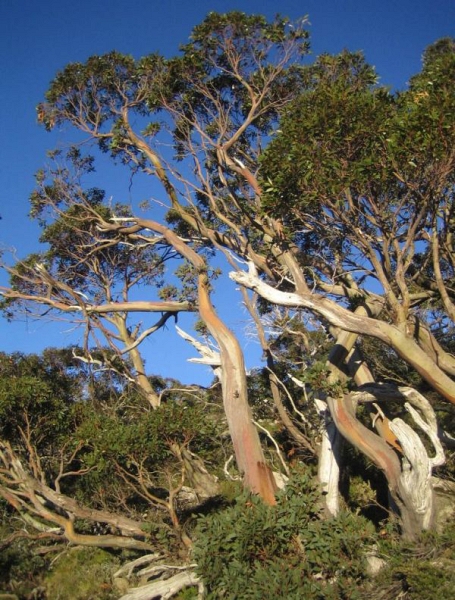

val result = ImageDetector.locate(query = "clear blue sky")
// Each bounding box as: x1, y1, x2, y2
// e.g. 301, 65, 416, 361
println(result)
1, 0, 454, 383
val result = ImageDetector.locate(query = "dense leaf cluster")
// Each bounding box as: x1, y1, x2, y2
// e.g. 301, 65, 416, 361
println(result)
194, 469, 374, 599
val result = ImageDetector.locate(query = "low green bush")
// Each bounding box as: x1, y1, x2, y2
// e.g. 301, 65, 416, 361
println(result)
193, 469, 375, 599
368, 525, 455, 600
0, 533, 47, 599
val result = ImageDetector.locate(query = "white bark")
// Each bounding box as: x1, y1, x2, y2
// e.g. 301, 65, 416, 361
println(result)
118, 570, 201, 600
230, 265, 455, 406
290, 376, 341, 515
353, 384, 445, 532
315, 398, 342, 516
114, 554, 164, 579
389, 399, 444, 531
115, 555, 202, 600
176, 325, 222, 378
364, 545, 387, 576
389, 417, 435, 529
229, 265, 385, 335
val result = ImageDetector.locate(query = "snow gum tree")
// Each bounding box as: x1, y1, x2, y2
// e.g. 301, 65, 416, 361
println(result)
4, 12, 312, 504
256, 39, 455, 536
1, 152, 194, 409
1, 12, 454, 539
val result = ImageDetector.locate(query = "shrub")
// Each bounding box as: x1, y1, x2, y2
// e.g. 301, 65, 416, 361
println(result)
0, 532, 47, 598
368, 524, 455, 600
193, 469, 375, 599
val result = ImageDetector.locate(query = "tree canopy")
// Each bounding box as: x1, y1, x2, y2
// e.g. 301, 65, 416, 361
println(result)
1, 12, 455, 597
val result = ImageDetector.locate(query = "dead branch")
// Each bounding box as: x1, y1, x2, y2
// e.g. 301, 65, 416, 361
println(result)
0, 441, 154, 551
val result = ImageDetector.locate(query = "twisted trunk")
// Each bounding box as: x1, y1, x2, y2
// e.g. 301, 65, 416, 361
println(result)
130, 219, 277, 504
326, 308, 443, 539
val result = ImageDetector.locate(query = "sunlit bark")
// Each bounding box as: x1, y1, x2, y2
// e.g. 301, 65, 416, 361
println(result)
230, 265, 455, 405
0, 441, 154, 551
99, 216, 277, 504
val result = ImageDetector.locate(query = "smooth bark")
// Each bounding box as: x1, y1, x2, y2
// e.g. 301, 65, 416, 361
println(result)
230, 266, 455, 405
105, 217, 277, 504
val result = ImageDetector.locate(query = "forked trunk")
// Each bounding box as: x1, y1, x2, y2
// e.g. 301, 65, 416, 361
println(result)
325, 308, 443, 539
328, 393, 442, 540
115, 315, 161, 409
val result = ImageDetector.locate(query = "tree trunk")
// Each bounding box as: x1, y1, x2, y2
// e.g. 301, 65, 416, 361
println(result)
115, 315, 161, 408
328, 392, 443, 540
197, 283, 277, 503
317, 401, 342, 516
129, 219, 277, 504
325, 308, 443, 539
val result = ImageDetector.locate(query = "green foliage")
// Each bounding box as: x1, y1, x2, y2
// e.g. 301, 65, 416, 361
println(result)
70, 396, 222, 507
392, 37, 455, 174
0, 349, 81, 445
0, 530, 48, 598
368, 523, 455, 599
45, 548, 119, 600
259, 39, 455, 304
395, 561, 455, 600
2, 12, 455, 599
28, 148, 167, 297
193, 469, 374, 599
77, 399, 218, 464
260, 50, 391, 212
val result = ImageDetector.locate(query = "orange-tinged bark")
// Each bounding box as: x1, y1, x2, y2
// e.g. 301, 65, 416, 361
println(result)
107, 216, 277, 504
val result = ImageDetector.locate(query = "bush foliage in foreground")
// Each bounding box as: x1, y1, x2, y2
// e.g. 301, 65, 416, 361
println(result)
193, 470, 375, 599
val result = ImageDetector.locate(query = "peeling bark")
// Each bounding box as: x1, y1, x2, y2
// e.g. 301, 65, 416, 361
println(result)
389, 418, 436, 531
328, 390, 446, 539
323, 305, 444, 538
